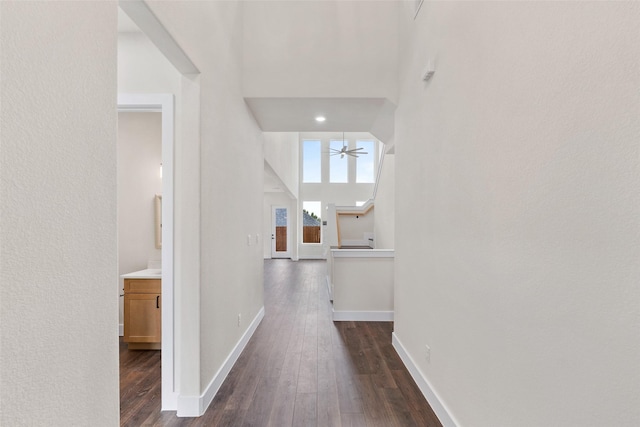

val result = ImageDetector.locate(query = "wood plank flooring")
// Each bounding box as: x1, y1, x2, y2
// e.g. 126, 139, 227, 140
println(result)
120, 259, 442, 426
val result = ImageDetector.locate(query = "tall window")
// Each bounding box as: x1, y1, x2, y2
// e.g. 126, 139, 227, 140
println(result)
302, 140, 321, 183
302, 201, 322, 243
356, 140, 375, 183
330, 139, 348, 183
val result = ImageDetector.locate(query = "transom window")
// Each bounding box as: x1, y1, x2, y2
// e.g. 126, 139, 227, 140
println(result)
356, 140, 375, 183
329, 139, 349, 183
302, 140, 321, 183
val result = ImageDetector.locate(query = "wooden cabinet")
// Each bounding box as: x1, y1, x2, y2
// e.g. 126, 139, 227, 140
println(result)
123, 278, 161, 350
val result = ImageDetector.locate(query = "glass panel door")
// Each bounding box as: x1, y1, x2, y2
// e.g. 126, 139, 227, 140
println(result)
272, 206, 290, 258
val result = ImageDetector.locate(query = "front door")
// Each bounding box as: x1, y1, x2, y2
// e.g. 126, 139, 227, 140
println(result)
271, 206, 290, 258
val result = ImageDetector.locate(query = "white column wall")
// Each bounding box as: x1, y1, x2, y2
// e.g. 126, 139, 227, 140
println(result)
394, 2, 640, 426
146, 1, 265, 398
1, 2, 119, 425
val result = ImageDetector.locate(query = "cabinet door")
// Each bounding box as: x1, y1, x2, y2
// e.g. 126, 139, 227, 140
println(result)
123, 293, 161, 343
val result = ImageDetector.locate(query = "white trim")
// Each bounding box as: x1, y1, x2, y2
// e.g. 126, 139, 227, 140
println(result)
392, 332, 458, 427
177, 307, 266, 417
118, 93, 177, 411
331, 249, 395, 258
332, 309, 394, 322
176, 395, 200, 417
326, 275, 332, 301
119, 323, 124, 337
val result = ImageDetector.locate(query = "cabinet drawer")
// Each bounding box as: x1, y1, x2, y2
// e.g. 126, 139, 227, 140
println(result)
124, 278, 161, 294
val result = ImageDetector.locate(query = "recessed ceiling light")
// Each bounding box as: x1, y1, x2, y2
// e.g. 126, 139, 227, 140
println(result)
315, 116, 326, 122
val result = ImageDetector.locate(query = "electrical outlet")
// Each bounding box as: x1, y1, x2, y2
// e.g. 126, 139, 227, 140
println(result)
247, 235, 251, 246
238, 313, 241, 326
425, 344, 431, 363
255, 234, 260, 244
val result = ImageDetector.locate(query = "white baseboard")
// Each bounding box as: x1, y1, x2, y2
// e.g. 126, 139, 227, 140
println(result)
119, 323, 123, 337
332, 309, 393, 322
177, 395, 201, 417
177, 306, 265, 417
325, 275, 332, 301
392, 332, 458, 427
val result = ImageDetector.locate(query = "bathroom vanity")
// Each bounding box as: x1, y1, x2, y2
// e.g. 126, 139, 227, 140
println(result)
121, 269, 161, 350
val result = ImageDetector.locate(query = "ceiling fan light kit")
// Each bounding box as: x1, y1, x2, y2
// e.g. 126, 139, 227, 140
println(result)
329, 132, 368, 158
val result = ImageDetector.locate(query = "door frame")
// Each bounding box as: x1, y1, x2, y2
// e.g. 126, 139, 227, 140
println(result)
271, 205, 291, 259
118, 93, 177, 410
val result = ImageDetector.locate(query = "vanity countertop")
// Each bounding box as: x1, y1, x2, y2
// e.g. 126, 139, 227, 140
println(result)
121, 269, 162, 279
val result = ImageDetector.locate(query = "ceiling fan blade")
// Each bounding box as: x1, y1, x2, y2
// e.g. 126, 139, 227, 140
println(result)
351, 147, 365, 151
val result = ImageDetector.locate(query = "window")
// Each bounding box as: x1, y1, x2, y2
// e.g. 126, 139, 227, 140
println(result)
329, 139, 349, 183
302, 201, 322, 243
302, 140, 321, 183
356, 140, 375, 183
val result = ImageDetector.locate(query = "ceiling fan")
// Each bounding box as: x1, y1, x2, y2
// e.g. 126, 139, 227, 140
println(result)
330, 133, 368, 158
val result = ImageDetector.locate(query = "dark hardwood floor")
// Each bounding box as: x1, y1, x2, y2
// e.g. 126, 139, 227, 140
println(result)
120, 259, 442, 426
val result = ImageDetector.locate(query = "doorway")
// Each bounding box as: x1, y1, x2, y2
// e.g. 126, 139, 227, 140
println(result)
272, 206, 291, 258
118, 94, 176, 410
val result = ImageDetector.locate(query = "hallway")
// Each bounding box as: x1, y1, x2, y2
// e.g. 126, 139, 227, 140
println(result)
121, 260, 441, 426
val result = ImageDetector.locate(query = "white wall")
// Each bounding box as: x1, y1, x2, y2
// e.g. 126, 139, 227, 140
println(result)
0, 2, 119, 425
338, 211, 374, 244
332, 253, 394, 316
117, 112, 163, 326
145, 1, 265, 401
264, 132, 299, 198
243, 1, 399, 100
394, 2, 640, 426
119, 32, 182, 96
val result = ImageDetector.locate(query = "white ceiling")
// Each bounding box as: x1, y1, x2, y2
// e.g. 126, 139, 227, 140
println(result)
245, 97, 393, 135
